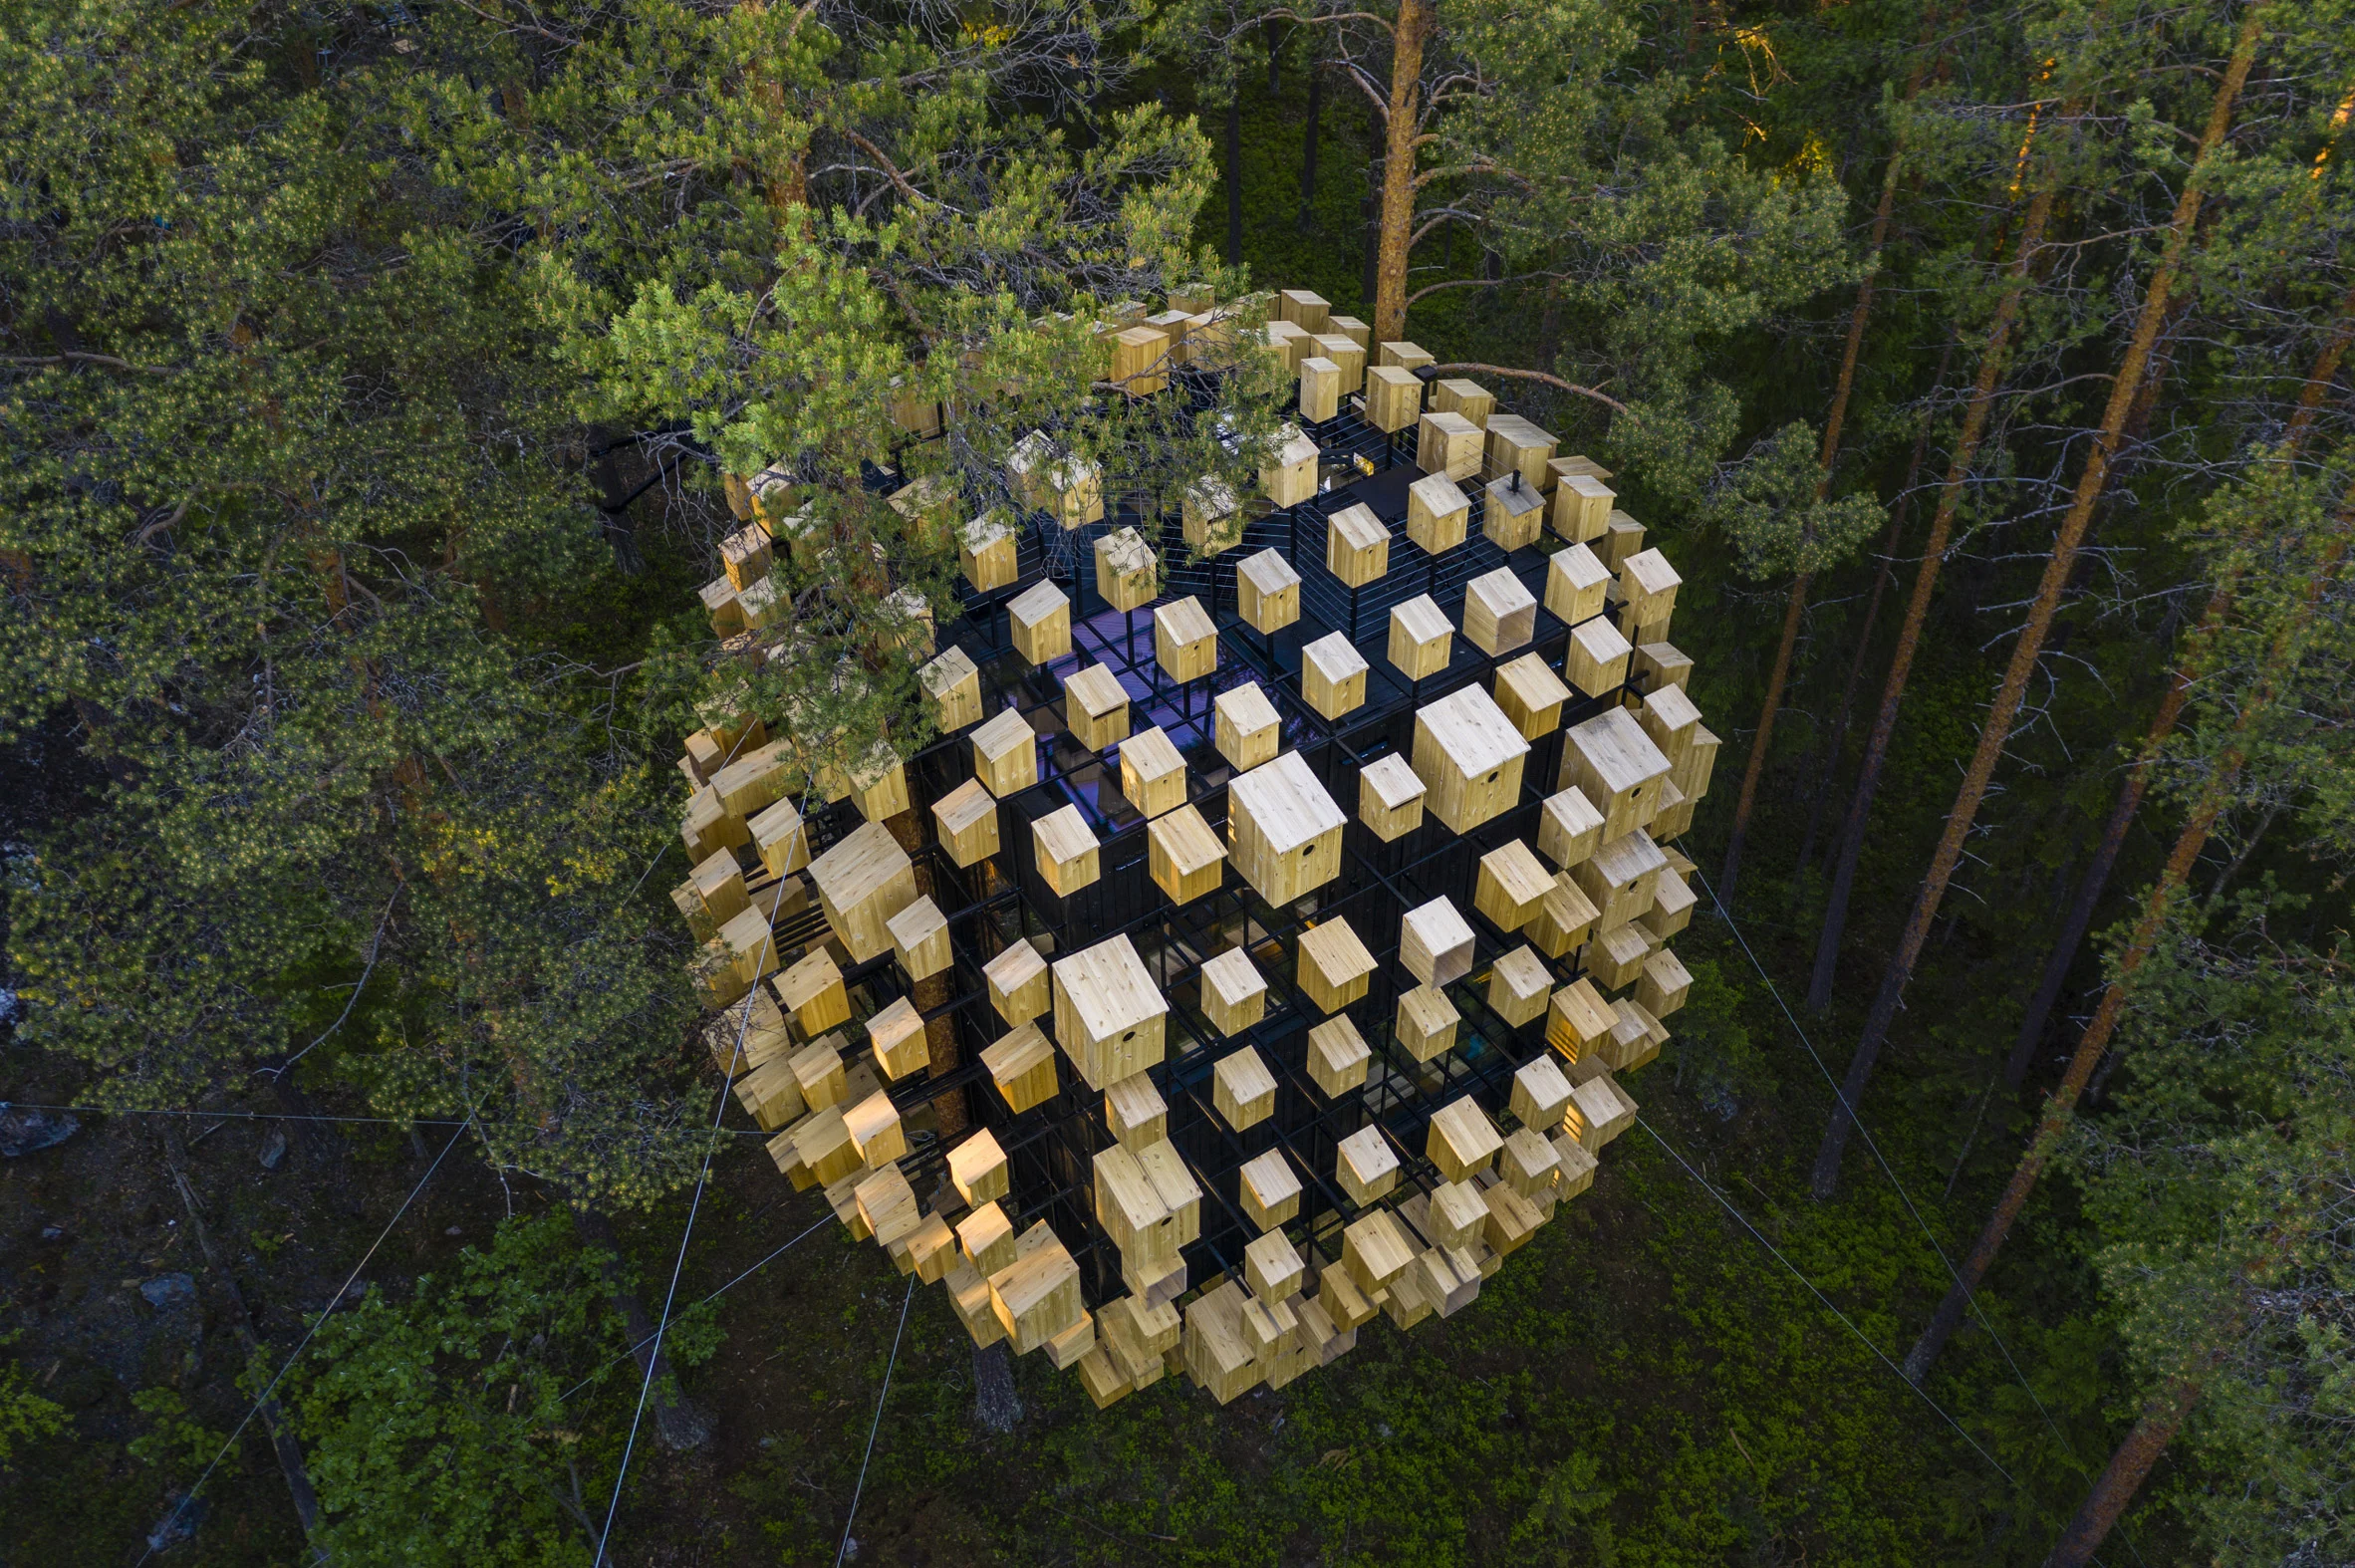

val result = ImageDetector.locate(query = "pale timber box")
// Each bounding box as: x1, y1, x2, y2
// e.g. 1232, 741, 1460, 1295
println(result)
919, 646, 982, 732
1560, 707, 1672, 840
1462, 567, 1536, 655
1237, 548, 1302, 634
1212, 1045, 1277, 1130
1120, 725, 1187, 818
1485, 414, 1557, 491
1603, 510, 1646, 570
1307, 1015, 1371, 1094
1105, 1072, 1168, 1151
1620, 547, 1680, 627
1489, 945, 1554, 1028
1640, 681, 1702, 766
1538, 785, 1606, 868
1417, 411, 1481, 480
1366, 365, 1423, 432
720, 521, 772, 590
1358, 752, 1427, 840
1484, 472, 1546, 550
1428, 1098, 1503, 1182
1388, 594, 1453, 679
1673, 722, 1720, 805
958, 1203, 1016, 1276
1245, 1231, 1306, 1303
1432, 378, 1493, 427
1239, 1148, 1303, 1229
1336, 1126, 1401, 1205
1007, 430, 1054, 509
1583, 923, 1652, 991
1148, 802, 1224, 905
887, 474, 960, 549
1396, 982, 1459, 1062
1093, 526, 1158, 611
887, 894, 950, 981
991, 1233, 1083, 1354
1147, 308, 1192, 364
1548, 982, 1614, 1075
1112, 324, 1170, 395
1062, 663, 1130, 752
1545, 542, 1611, 626
1052, 933, 1170, 1089
1183, 1280, 1260, 1405
1573, 828, 1665, 932
1565, 617, 1633, 697
1411, 684, 1531, 834
1475, 840, 1554, 931
1007, 580, 1072, 664
1501, 1128, 1559, 1202
1327, 313, 1369, 348
788, 1035, 847, 1111
1426, 1180, 1488, 1250
1378, 341, 1435, 373
1401, 897, 1475, 987
984, 937, 1050, 1026
1493, 652, 1571, 739
848, 747, 909, 823
1299, 356, 1342, 423
1262, 425, 1320, 507
1511, 1052, 1575, 1129
983, 1022, 1058, 1113
1297, 916, 1377, 1011
867, 995, 929, 1080
1301, 632, 1369, 720
1213, 682, 1281, 772
1226, 750, 1347, 906
1311, 333, 1366, 393
1264, 318, 1311, 370
1045, 456, 1105, 528
1550, 453, 1613, 485
1551, 474, 1614, 543
1154, 597, 1217, 683
948, 1128, 1011, 1206
1638, 948, 1691, 1018
1406, 472, 1469, 554
775, 946, 850, 1035
1325, 502, 1390, 587
698, 576, 742, 636
1527, 871, 1602, 959
1643, 867, 1697, 939
932, 776, 999, 868
690, 847, 748, 924
1279, 288, 1331, 332
1181, 476, 1242, 557
1032, 804, 1102, 896
971, 707, 1037, 796
809, 820, 917, 962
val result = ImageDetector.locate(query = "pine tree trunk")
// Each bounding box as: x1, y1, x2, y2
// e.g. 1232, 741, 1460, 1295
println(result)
1808, 15, 2264, 1199
1370, 0, 1430, 343
574, 1206, 716, 1451
2041, 1377, 2204, 1568
1717, 574, 1808, 904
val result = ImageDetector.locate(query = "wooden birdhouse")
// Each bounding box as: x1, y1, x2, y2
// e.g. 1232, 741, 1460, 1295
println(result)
1643, 868, 1696, 942
1638, 947, 1691, 1019
1388, 594, 1452, 679
888, 473, 962, 552
1182, 1282, 1258, 1405
1325, 501, 1389, 587
1507, 1052, 1575, 1132
1544, 542, 1610, 628
1063, 663, 1131, 752
1212, 1046, 1277, 1131
775, 945, 851, 1035
679, 785, 744, 863
1564, 616, 1633, 697
1493, 652, 1571, 740
848, 745, 909, 823
1112, 325, 1170, 395
1093, 526, 1158, 612
1240, 1148, 1303, 1230
708, 738, 791, 819
720, 522, 773, 590
1546, 976, 1615, 1064
1278, 289, 1331, 332
689, 846, 748, 926
1237, 548, 1301, 634
1007, 580, 1071, 665
1410, 683, 1531, 835
1366, 365, 1423, 432
698, 576, 743, 636
1120, 725, 1187, 818
1357, 752, 1427, 841
991, 1234, 1083, 1355
1301, 632, 1369, 721
887, 894, 950, 982
1321, 312, 1367, 348
1650, 779, 1694, 841
1416, 411, 1481, 480
1484, 471, 1546, 551
1307, 1015, 1371, 1095
1296, 916, 1376, 1012
1427, 1098, 1503, 1183
1635, 640, 1695, 692
749, 795, 811, 879
1551, 474, 1614, 544
958, 1203, 1016, 1276
970, 706, 1037, 796
1311, 333, 1365, 393
919, 646, 982, 732
1406, 472, 1469, 554
1032, 804, 1102, 897
1379, 340, 1435, 373
1484, 414, 1557, 491
1263, 318, 1310, 371
1214, 681, 1281, 772
1673, 722, 1720, 807
1298, 356, 1341, 423
1401, 897, 1475, 987
984, 937, 1050, 1026
1051, 933, 1170, 1090
1154, 596, 1217, 684
1337, 1126, 1401, 1206
1137, 1141, 1201, 1245
735, 572, 786, 629
948, 1128, 1011, 1206
983, 1022, 1059, 1114
1463, 567, 1537, 656
1527, 872, 1602, 960
931, 776, 999, 868
1501, 1128, 1560, 1203
1245, 1231, 1306, 1303
1200, 948, 1269, 1036
1181, 476, 1242, 556
1603, 509, 1646, 571
788, 1035, 848, 1112
1582, 923, 1652, 991
1147, 308, 1193, 363
809, 820, 918, 962
1560, 707, 1672, 841
1045, 455, 1105, 529
1539, 785, 1606, 869
1396, 982, 1459, 1062
1147, 803, 1225, 905
1426, 1180, 1489, 1251
867, 995, 929, 1080
1095, 1144, 1176, 1262
1549, 453, 1613, 486
1574, 829, 1666, 933
1261, 424, 1320, 508
1007, 430, 1055, 509
1105, 1072, 1168, 1151
844, 1088, 909, 1166
1226, 750, 1347, 906
959, 512, 1019, 593
887, 377, 941, 436
1640, 681, 1702, 767
1475, 840, 1554, 932
1432, 378, 1493, 428
1490, 945, 1555, 1029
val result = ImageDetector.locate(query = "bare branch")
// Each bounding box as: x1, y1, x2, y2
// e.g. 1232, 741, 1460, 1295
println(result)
1426, 362, 1633, 418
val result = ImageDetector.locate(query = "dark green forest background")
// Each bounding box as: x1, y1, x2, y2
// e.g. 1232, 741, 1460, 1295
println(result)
1, 0, 2349, 1564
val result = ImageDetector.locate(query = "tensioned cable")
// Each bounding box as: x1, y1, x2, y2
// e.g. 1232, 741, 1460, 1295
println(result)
835, 1274, 917, 1568
1, 1101, 784, 1140
132, 1114, 474, 1565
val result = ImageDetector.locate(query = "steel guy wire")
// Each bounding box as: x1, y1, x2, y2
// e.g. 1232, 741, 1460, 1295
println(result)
836, 1273, 917, 1568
